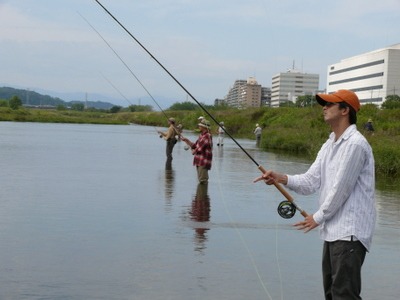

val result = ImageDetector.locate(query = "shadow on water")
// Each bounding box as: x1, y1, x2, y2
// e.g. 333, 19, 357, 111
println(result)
188, 183, 211, 254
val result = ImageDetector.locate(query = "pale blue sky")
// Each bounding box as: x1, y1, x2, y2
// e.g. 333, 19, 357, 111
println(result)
1, 0, 399, 107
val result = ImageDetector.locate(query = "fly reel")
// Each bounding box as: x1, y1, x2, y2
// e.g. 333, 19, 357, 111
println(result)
277, 201, 296, 219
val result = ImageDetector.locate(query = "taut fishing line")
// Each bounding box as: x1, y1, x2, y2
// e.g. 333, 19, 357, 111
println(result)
93, 0, 307, 218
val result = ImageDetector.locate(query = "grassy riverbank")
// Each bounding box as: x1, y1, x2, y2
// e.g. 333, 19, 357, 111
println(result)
1, 105, 399, 178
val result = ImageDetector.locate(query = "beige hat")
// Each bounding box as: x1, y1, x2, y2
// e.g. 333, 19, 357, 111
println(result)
168, 117, 175, 123
198, 116, 205, 120
256, 124, 259, 127
198, 119, 210, 128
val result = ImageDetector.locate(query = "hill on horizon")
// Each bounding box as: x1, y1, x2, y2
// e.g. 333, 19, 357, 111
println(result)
0, 86, 117, 110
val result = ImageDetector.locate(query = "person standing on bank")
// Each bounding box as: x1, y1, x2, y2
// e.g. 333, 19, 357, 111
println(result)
254, 89, 376, 300
158, 117, 178, 168
181, 119, 213, 184
364, 118, 375, 135
216, 121, 225, 146
254, 123, 262, 145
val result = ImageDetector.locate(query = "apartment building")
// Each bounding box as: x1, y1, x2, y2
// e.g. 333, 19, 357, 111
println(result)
224, 77, 262, 108
327, 43, 400, 106
270, 70, 319, 107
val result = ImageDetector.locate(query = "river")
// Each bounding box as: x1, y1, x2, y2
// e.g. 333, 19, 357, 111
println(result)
0, 122, 398, 300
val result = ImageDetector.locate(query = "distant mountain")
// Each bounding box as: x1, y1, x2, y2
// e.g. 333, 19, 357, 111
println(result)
0, 86, 182, 111
0, 86, 117, 110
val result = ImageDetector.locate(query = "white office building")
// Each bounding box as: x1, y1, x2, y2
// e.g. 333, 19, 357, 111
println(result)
271, 70, 319, 107
326, 43, 400, 107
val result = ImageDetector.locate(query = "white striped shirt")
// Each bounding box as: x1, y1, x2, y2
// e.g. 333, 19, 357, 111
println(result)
286, 125, 376, 251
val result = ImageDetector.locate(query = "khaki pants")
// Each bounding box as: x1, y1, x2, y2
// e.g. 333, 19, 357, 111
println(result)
196, 166, 209, 184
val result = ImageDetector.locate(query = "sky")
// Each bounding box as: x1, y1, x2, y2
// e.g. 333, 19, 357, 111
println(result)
1, 0, 399, 108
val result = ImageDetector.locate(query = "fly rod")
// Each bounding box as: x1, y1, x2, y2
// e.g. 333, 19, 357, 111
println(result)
94, 0, 307, 218
78, 11, 169, 120
79, 11, 184, 140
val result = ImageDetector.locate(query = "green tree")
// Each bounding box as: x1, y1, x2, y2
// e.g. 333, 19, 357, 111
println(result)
128, 104, 153, 112
71, 103, 85, 111
168, 101, 198, 111
9, 95, 22, 110
296, 95, 316, 107
382, 94, 400, 109
110, 105, 122, 113
57, 104, 67, 111
0, 99, 8, 107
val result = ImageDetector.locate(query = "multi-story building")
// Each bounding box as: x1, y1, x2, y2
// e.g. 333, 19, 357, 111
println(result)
326, 43, 400, 107
270, 70, 319, 107
224, 77, 262, 108
261, 87, 272, 107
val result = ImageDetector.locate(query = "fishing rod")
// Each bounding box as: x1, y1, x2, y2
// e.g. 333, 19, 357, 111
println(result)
78, 11, 170, 120
79, 11, 184, 142
93, 0, 307, 218
100, 72, 159, 131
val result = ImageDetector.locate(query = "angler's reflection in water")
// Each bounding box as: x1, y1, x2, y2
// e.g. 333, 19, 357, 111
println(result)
216, 143, 224, 158
164, 168, 175, 210
189, 183, 211, 253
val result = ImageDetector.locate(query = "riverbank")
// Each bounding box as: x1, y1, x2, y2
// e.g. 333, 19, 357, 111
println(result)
1, 105, 399, 177
121, 106, 400, 178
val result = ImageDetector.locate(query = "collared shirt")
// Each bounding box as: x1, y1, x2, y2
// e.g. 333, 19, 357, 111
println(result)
163, 125, 177, 140
286, 125, 376, 251
192, 131, 213, 170
254, 127, 262, 135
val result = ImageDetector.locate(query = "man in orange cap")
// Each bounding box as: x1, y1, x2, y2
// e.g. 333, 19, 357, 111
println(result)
254, 90, 376, 299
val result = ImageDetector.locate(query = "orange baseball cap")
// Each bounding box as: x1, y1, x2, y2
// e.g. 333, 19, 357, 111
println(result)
316, 90, 360, 112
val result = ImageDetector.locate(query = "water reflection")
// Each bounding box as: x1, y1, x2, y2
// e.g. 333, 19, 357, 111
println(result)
164, 168, 175, 210
189, 183, 211, 253
376, 189, 400, 228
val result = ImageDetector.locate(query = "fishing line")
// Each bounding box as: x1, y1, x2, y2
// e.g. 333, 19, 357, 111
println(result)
93, 0, 307, 217
100, 72, 133, 106
77, 11, 169, 120
213, 153, 274, 300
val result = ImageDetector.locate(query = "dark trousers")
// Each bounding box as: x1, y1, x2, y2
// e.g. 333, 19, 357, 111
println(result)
322, 240, 366, 300
166, 139, 176, 165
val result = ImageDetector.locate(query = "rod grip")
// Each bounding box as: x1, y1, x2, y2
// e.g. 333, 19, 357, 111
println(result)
258, 165, 308, 217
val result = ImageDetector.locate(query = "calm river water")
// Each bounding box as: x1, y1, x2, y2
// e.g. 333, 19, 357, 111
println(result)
0, 122, 399, 300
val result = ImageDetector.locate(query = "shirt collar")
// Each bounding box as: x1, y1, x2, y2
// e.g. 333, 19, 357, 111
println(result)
329, 124, 357, 143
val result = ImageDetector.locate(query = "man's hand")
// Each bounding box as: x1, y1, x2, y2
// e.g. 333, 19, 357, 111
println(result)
253, 170, 287, 185
294, 215, 319, 233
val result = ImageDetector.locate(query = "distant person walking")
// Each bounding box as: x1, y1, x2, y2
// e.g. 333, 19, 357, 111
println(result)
364, 119, 375, 134
158, 117, 178, 168
181, 119, 213, 184
216, 122, 225, 146
254, 123, 262, 145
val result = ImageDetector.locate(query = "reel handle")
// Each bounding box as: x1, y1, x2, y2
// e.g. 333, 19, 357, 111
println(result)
258, 165, 308, 217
